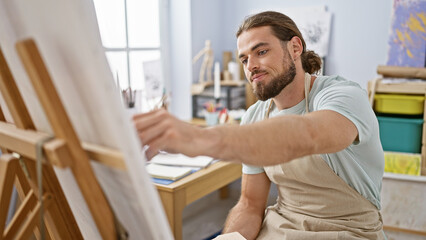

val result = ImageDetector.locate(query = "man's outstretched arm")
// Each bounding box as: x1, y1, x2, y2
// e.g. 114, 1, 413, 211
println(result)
133, 108, 357, 166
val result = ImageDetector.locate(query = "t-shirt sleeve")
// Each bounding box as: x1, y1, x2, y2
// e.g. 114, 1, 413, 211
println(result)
240, 103, 265, 174
242, 163, 265, 174
313, 83, 376, 145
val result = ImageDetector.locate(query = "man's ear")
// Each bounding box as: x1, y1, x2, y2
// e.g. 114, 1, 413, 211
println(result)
289, 36, 303, 59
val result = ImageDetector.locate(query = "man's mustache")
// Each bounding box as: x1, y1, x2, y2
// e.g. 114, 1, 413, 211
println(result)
250, 69, 267, 81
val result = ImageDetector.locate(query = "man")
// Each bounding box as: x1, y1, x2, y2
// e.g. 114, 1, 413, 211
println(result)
134, 11, 385, 239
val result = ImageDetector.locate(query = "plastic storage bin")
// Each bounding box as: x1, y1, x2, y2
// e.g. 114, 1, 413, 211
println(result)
384, 151, 421, 176
374, 94, 425, 115
377, 116, 423, 153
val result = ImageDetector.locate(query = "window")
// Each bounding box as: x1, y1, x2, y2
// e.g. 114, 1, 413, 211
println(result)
93, 0, 161, 90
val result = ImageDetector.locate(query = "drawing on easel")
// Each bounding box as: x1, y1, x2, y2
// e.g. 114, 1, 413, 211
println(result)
143, 59, 163, 99
253, 6, 332, 58
283, 6, 332, 58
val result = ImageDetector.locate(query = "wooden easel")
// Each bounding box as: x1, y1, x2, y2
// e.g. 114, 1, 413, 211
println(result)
0, 39, 127, 239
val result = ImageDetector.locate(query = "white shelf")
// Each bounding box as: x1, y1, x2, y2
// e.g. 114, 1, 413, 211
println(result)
383, 172, 426, 182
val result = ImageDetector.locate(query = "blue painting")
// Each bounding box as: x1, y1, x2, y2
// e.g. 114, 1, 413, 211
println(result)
387, 0, 426, 67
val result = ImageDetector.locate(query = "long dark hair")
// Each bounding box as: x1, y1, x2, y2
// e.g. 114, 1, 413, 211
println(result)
237, 11, 322, 74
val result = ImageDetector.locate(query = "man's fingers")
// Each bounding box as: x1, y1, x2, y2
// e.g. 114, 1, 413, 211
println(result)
137, 113, 176, 146
144, 133, 171, 160
132, 108, 161, 119
138, 120, 167, 146
133, 109, 168, 131
132, 108, 197, 159
145, 146, 160, 160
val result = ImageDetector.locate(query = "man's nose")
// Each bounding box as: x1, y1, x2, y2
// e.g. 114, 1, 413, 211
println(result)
246, 58, 259, 73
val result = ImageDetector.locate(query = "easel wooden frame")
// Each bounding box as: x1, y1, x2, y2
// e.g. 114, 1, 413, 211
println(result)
0, 39, 128, 239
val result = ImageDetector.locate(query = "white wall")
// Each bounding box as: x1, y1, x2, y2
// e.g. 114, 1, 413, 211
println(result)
170, 0, 393, 119
167, 0, 192, 119
191, 0, 225, 81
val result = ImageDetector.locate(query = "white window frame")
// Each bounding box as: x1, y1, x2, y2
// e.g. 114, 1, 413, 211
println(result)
96, 0, 169, 91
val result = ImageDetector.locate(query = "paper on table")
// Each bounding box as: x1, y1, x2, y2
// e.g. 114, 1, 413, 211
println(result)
146, 163, 193, 181
150, 153, 214, 168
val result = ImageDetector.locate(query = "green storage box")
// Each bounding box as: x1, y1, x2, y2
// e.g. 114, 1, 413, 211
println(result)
377, 116, 423, 153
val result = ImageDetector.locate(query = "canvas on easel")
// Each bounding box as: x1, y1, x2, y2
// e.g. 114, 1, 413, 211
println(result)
0, 44, 85, 239
0, 0, 172, 239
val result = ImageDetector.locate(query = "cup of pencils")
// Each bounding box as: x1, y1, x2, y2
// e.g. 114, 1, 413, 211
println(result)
203, 102, 220, 126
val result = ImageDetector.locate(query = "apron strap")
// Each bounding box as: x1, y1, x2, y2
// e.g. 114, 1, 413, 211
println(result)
304, 72, 311, 113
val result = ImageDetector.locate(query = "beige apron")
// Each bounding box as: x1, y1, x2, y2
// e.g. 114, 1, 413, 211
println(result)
256, 73, 384, 240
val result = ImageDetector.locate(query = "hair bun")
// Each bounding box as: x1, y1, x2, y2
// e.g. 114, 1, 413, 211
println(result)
301, 50, 322, 74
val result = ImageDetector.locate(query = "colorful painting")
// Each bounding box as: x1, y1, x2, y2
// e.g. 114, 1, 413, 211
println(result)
387, 0, 426, 67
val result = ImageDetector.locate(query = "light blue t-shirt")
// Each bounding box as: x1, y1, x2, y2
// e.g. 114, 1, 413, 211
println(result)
241, 75, 384, 209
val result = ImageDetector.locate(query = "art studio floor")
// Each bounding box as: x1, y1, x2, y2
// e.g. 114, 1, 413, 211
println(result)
182, 180, 278, 240
182, 182, 239, 240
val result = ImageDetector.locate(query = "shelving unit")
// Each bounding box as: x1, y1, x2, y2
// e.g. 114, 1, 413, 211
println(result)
368, 77, 426, 176
368, 66, 426, 238
191, 81, 247, 119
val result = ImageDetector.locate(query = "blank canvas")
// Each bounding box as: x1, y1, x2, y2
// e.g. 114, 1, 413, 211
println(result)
0, 0, 172, 239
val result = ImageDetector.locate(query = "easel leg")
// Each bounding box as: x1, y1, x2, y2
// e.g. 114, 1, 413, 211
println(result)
219, 186, 229, 199
4, 189, 38, 239
13, 193, 52, 240
1, 154, 76, 240
6, 188, 17, 227
0, 154, 19, 236
0, 154, 53, 240
21, 158, 81, 240
10, 157, 50, 240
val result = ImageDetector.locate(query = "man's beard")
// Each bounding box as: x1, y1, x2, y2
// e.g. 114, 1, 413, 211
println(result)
252, 57, 296, 101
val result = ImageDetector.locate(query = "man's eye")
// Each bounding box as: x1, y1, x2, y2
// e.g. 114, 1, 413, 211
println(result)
259, 50, 268, 55
241, 59, 248, 65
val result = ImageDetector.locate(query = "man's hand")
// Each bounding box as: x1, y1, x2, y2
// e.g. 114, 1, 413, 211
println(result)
223, 173, 271, 240
133, 109, 205, 159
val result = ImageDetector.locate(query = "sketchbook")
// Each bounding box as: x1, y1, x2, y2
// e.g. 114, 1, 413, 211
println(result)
150, 153, 214, 168
146, 163, 193, 181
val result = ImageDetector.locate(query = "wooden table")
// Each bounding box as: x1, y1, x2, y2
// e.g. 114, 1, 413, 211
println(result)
155, 161, 242, 240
